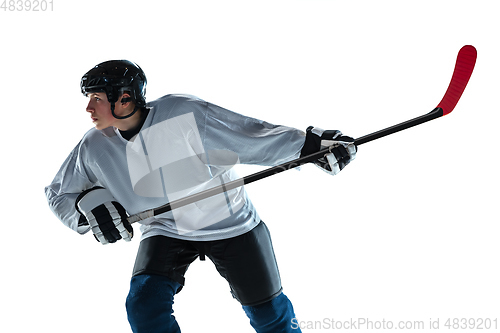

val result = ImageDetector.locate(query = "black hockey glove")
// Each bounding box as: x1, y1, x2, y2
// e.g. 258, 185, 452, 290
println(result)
76, 187, 133, 244
300, 126, 357, 175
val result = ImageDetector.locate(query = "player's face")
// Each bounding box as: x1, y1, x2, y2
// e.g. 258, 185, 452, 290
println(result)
86, 92, 116, 130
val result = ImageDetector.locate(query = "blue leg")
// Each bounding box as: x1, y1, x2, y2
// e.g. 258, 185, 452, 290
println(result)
243, 293, 301, 333
126, 274, 181, 333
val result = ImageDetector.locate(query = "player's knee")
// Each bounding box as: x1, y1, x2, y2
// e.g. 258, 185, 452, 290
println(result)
243, 293, 300, 333
126, 274, 181, 332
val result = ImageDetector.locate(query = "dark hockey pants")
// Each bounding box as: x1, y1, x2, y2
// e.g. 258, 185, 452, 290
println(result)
126, 274, 301, 332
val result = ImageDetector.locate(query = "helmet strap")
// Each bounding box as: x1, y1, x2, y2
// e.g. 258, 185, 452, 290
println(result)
111, 102, 139, 120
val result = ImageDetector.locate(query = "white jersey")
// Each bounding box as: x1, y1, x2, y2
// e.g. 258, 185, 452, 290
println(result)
45, 94, 306, 241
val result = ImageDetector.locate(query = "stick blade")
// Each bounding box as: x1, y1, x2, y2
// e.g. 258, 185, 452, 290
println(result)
437, 45, 477, 116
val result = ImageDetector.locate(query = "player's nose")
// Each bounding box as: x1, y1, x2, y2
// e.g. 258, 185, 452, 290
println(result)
86, 100, 94, 112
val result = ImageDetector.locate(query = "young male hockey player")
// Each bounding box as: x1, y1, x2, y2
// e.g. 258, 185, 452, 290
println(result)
45, 60, 357, 333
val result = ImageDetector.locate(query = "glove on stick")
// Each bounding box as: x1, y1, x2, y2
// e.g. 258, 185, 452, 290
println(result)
300, 126, 357, 175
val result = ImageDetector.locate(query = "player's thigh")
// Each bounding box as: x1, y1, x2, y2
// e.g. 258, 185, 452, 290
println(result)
209, 221, 283, 306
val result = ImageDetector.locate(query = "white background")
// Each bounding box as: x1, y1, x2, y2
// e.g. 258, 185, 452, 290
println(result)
1, 1, 498, 332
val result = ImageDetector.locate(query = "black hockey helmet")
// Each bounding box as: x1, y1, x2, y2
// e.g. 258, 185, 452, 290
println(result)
81, 60, 147, 119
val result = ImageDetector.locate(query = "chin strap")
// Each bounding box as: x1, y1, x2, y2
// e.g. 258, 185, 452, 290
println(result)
111, 102, 139, 119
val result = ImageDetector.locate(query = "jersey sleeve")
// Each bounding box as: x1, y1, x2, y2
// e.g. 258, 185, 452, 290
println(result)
202, 101, 306, 166
44, 141, 97, 234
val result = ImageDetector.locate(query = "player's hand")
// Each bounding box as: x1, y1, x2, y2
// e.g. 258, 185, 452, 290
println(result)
76, 187, 133, 244
300, 126, 357, 176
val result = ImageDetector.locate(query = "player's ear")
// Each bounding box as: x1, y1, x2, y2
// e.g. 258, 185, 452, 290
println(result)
120, 92, 132, 105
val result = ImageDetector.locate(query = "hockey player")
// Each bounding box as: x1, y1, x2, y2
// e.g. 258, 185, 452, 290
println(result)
45, 60, 356, 333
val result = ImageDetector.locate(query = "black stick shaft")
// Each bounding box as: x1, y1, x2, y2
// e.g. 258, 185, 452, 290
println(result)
355, 107, 443, 145
152, 107, 445, 216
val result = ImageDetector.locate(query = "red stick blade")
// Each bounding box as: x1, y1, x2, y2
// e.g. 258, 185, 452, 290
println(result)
437, 45, 477, 115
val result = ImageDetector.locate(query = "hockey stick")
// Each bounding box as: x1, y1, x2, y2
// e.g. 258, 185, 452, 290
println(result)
128, 45, 477, 224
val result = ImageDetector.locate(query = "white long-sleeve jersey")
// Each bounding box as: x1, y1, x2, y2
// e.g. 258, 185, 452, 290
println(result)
45, 94, 306, 241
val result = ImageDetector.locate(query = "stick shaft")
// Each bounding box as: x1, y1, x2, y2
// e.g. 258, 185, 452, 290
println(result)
131, 107, 444, 221
354, 107, 443, 146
